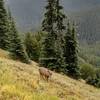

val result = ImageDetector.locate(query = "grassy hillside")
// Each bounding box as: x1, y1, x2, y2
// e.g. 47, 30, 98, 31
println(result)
0, 49, 100, 100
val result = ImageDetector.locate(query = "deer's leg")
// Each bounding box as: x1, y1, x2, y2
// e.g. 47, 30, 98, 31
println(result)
46, 76, 49, 82
40, 73, 43, 80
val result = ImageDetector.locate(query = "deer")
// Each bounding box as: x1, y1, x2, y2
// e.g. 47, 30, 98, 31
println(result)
39, 67, 52, 81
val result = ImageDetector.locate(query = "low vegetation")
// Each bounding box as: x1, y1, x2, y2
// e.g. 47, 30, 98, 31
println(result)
0, 49, 100, 100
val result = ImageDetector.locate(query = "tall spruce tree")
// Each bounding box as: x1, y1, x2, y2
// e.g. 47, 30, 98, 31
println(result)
64, 22, 80, 78
8, 10, 30, 64
40, 0, 57, 70
42, 0, 56, 32
55, 0, 66, 32
54, 0, 66, 72
0, 0, 11, 50
40, 0, 67, 72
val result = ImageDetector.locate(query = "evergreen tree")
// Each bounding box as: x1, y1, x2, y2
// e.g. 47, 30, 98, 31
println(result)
8, 11, 30, 64
55, 0, 66, 32
42, 0, 56, 32
40, 0, 67, 73
40, 0, 57, 70
54, 0, 66, 72
25, 33, 38, 61
40, 31, 57, 70
24, 32, 44, 62
0, 0, 11, 50
64, 22, 80, 78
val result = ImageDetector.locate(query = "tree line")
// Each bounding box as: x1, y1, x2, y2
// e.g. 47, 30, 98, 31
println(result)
0, 0, 30, 63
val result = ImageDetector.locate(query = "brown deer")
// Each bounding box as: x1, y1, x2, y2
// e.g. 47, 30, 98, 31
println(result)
39, 67, 52, 81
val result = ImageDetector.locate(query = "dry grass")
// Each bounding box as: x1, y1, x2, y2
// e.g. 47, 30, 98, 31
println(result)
0, 49, 99, 100
0, 49, 10, 59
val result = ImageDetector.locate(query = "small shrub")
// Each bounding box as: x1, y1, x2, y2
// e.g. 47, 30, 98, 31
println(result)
80, 63, 95, 80
86, 68, 100, 88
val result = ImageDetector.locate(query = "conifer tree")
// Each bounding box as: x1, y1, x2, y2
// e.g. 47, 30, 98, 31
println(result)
40, 0, 67, 72
42, 0, 56, 32
8, 10, 30, 64
0, 0, 11, 50
24, 32, 42, 62
40, 0, 57, 70
54, 0, 66, 72
55, 0, 66, 32
64, 22, 80, 78
25, 33, 36, 61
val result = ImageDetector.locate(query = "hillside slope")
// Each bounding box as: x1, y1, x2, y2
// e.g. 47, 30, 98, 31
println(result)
0, 49, 100, 100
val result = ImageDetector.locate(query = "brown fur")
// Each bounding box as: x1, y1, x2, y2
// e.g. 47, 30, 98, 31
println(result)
39, 67, 52, 81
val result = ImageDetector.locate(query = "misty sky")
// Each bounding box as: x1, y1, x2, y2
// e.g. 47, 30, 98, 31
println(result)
7, 0, 100, 11
6, 0, 100, 32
